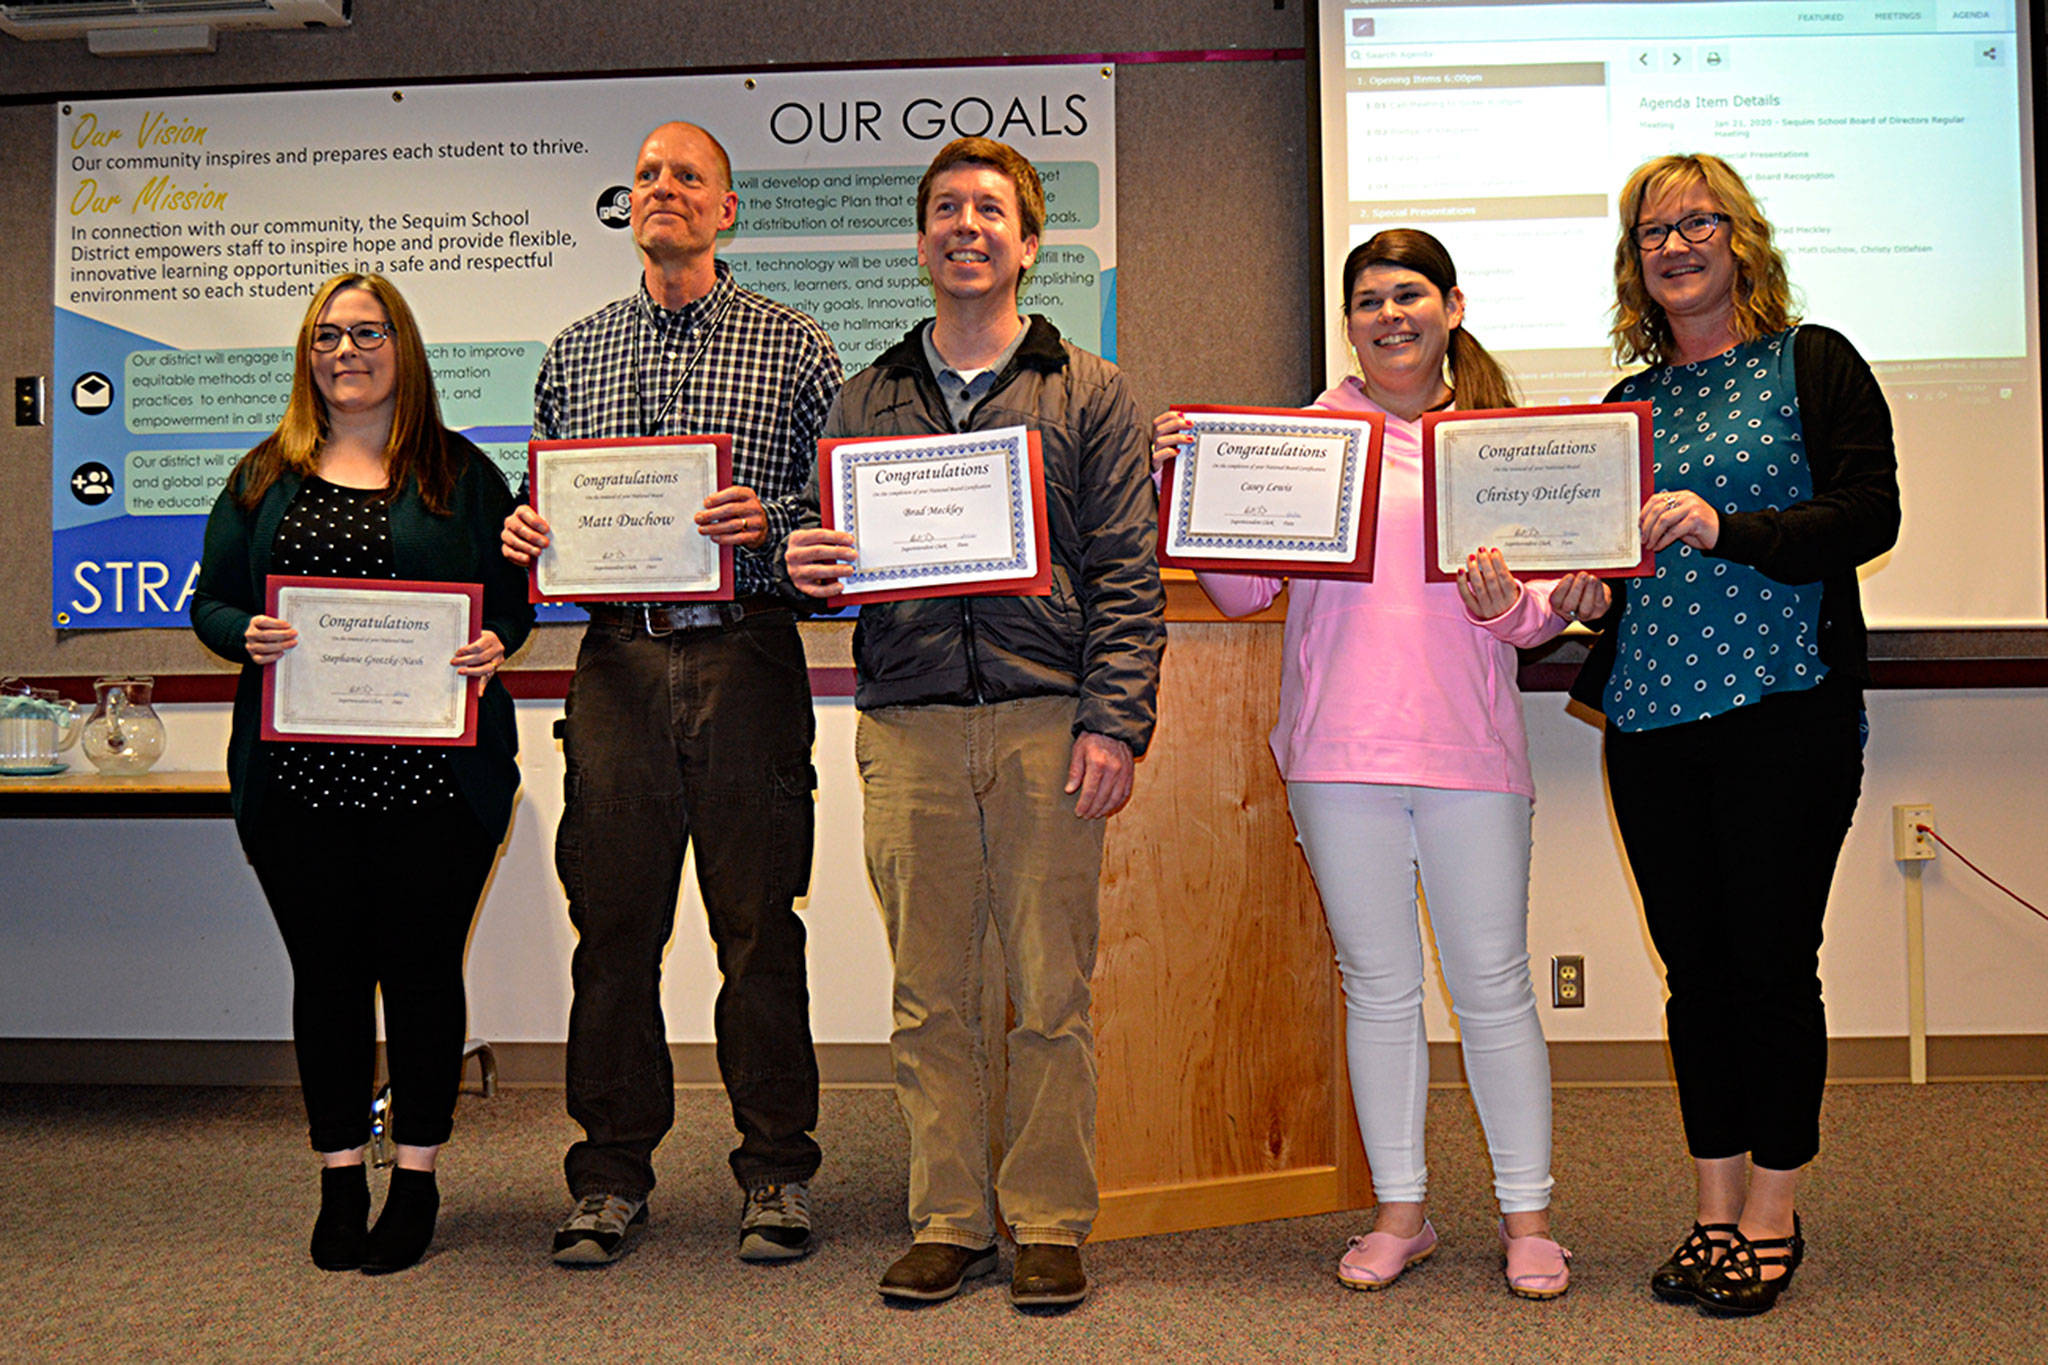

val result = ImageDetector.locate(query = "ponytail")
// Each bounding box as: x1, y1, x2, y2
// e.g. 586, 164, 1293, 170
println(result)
1447, 328, 1518, 411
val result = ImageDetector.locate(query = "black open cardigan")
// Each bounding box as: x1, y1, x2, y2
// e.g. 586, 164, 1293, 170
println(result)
1569, 324, 1901, 716
190, 432, 534, 841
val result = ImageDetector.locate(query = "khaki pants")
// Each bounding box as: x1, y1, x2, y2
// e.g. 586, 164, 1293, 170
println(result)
855, 695, 1105, 1248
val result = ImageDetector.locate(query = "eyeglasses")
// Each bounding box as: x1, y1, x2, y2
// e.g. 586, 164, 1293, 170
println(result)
310, 323, 392, 352
1632, 212, 1731, 251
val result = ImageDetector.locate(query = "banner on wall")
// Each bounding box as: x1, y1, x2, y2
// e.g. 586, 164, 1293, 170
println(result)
51, 65, 1118, 628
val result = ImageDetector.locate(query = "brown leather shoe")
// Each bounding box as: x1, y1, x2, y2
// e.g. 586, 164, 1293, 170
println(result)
1011, 1242, 1088, 1307
878, 1241, 999, 1302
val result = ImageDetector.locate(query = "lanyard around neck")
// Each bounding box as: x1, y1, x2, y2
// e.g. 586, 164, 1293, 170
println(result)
640, 284, 738, 436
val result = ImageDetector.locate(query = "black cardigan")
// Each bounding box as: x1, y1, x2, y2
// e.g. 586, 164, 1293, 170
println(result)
190, 432, 535, 839
1570, 325, 1901, 714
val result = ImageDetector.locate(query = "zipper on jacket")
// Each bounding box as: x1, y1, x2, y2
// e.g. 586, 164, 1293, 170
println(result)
961, 596, 988, 703
913, 341, 1029, 711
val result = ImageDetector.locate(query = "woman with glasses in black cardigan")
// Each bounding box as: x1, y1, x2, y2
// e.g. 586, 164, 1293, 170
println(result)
192, 272, 533, 1275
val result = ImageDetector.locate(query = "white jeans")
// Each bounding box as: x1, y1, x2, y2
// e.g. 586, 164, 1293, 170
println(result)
1288, 781, 1554, 1214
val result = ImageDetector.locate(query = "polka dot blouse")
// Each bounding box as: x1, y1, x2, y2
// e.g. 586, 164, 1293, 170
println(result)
269, 476, 458, 811
1606, 330, 1828, 732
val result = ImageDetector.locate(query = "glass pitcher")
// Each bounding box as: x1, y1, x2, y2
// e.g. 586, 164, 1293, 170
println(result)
0, 679, 84, 774
82, 676, 166, 776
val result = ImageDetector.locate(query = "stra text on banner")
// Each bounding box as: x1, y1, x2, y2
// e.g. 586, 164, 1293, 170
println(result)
51, 66, 1118, 628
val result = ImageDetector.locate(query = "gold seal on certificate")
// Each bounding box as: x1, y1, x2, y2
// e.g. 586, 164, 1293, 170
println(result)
1156, 405, 1385, 580
1421, 402, 1655, 580
527, 435, 735, 602
261, 577, 481, 746
818, 424, 1051, 604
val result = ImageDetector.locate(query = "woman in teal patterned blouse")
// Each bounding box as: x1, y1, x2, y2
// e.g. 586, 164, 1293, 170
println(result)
1569, 155, 1899, 1317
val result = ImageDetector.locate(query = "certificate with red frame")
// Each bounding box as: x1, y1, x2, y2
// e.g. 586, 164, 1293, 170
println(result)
818, 425, 1051, 604
1421, 402, 1655, 582
1156, 404, 1385, 580
527, 435, 734, 603
260, 576, 481, 746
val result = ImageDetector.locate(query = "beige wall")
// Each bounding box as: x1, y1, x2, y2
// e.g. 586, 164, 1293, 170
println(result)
3, 686, 2044, 1048
3, 2, 2044, 1061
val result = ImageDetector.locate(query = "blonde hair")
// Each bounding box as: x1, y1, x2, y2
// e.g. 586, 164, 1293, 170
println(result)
230, 273, 458, 513
1610, 154, 1799, 366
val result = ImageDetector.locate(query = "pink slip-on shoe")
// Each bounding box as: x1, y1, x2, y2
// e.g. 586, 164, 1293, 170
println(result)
1500, 1223, 1573, 1300
1337, 1219, 1438, 1291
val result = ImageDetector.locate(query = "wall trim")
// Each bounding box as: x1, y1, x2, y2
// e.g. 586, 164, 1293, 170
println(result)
5, 1037, 2043, 1088
19, 622, 2048, 707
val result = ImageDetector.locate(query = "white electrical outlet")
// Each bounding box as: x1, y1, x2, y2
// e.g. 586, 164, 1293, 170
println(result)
1892, 804, 1936, 862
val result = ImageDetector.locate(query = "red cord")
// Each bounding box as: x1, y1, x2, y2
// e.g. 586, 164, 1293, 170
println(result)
1915, 824, 2048, 923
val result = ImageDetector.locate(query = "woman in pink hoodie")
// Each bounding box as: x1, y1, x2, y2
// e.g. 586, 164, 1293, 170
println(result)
1156, 230, 1610, 1299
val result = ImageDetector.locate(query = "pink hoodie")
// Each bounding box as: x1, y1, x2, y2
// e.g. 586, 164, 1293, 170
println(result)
1195, 378, 1567, 798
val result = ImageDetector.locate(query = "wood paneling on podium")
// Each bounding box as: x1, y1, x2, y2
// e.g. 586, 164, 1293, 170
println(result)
1091, 617, 1370, 1240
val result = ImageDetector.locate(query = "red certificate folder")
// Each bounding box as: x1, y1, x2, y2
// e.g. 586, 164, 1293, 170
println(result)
1155, 404, 1385, 581
260, 575, 481, 747
817, 429, 1052, 605
1420, 401, 1655, 582
526, 434, 735, 604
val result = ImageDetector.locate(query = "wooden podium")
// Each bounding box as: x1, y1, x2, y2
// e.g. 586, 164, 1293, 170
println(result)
1090, 608, 1371, 1240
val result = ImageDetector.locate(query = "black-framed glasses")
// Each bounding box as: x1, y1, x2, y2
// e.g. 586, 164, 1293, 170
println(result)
1632, 212, 1730, 251
310, 323, 392, 352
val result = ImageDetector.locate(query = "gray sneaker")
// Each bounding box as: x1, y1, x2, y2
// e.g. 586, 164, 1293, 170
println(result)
738, 1181, 814, 1262
551, 1192, 647, 1266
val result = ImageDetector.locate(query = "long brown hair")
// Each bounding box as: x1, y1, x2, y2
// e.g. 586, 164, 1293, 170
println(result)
230, 272, 460, 513
1610, 154, 1799, 366
1340, 229, 1517, 411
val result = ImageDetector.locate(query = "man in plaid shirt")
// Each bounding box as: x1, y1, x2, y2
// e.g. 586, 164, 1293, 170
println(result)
501, 121, 842, 1268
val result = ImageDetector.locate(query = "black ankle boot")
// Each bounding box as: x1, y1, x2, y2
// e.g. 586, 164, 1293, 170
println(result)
311, 1165, 369, 1271
361, 1167, 440, 1275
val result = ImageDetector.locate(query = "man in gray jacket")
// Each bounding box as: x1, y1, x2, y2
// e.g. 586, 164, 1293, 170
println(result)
784, 137, 1162, 1309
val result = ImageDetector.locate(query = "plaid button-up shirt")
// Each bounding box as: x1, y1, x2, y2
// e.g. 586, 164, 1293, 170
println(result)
534, 259, 843, 598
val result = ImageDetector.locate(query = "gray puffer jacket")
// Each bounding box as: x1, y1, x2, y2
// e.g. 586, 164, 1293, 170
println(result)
796, 316, 1164, 755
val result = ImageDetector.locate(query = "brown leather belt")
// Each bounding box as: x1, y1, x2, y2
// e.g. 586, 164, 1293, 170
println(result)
585, 596, 785, 636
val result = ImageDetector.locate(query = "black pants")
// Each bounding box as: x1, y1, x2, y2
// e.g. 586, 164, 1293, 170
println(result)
1604, 683, 1864, 1171
248, 797, 499, 1152
557, 606, 821, 1199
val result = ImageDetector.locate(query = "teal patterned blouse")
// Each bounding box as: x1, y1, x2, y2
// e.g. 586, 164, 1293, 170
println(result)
1607, 329, 1828, 731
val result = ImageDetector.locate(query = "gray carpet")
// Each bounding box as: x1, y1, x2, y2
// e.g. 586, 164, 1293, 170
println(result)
0, 1080, 2040, 1362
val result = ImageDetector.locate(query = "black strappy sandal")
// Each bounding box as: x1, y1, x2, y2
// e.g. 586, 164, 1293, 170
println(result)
1694, 1214, 1806, 1316
1649, 1221, 1739, 1303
